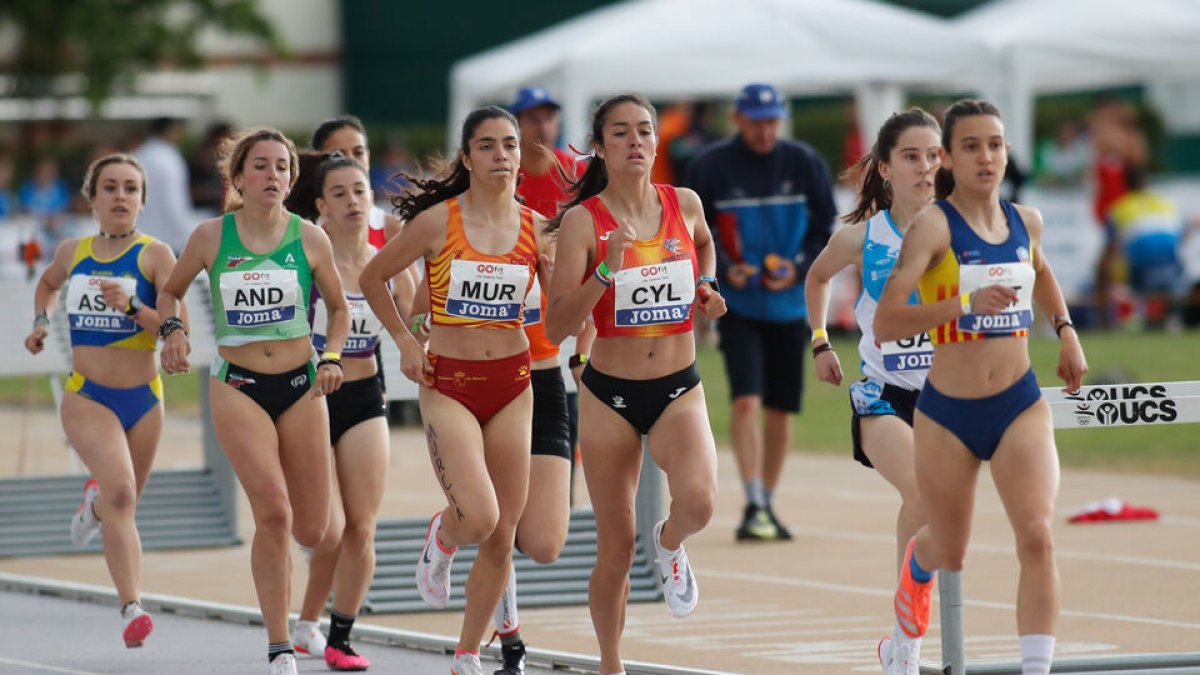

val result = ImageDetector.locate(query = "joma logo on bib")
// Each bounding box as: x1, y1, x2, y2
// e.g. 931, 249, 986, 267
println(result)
613, 260, 695, 327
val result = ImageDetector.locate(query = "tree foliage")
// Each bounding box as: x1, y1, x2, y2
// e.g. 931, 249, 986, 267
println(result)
0, 0, 284, 107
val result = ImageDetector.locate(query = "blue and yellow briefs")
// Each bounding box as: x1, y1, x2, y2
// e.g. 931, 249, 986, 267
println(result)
65, 372, 163, 431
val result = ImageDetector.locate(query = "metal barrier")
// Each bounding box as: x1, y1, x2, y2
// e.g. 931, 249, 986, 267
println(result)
932, 380, 1200, 674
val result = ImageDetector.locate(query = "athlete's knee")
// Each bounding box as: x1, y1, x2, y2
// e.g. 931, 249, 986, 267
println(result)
1014, 519, 1055, 564
455, 510, 500, 546
930, 537, 968, 572
730, 395, 760, 419
102, 479, 138, 515
341, 519, 375, 552
595, 529, 636, 571
254, 498, 293, 537
293, 516, 326, 548
676, 484, 716, 529
521, 533, 565, 565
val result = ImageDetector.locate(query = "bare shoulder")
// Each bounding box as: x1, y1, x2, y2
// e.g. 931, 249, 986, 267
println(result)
558, 204, 596, 243
188, 217, 224, 245
674, 186, 703, 213
405, 200, 449, 236
1012, 202, 1045, 238
831, 220, 867, 250
908, 204, 951, 244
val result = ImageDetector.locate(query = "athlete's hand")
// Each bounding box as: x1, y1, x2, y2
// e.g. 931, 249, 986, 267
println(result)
99, 281, 130, 314
24, 326, 47, 355
726, 262, 757, 290
1056, 328, 1088, 392
312, 361, 344, 399
967, 284, 1019, 314
399, 336, 434, 387
814, 346, 843, 385
160, 331, 191, 374
695, 283, 726, 320
602, 218, 637, 273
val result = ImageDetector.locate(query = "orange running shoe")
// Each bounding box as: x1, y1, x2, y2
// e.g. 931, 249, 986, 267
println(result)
893, 536, 934, 638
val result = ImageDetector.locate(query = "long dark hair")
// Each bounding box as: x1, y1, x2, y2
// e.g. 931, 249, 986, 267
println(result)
546, 93, 657, 232
284, 150, 369, 222
935, 99, 1003, 200
391, 106, 518, 223
841, 108, 941, 224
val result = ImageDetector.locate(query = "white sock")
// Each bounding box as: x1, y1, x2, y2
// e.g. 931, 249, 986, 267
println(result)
494, 560, 519, 634
1018, 634, 1055, 675
893, 624, 922, 649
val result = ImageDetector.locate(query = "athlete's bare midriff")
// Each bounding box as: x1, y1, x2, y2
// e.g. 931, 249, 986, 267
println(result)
428, 323, 530, 361
589, 332, 695, 380
926, 337, 1031, 398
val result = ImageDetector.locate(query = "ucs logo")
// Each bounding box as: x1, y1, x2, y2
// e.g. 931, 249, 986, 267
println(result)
1076, 399, 1178, 426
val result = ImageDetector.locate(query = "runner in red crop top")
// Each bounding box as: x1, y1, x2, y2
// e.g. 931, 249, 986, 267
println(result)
542, 93, 726, 675
359, 106, 555, 675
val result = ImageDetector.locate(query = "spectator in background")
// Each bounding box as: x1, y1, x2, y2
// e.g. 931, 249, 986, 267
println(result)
1089, 95, 1148, 226
651, 102, 696, 185
668, 102, 722, 186
1034, 120, 1090, 187
190, 121, 234, 215
685, 83, 837, 543
0, 156, 17, 218
1096, 165, 1183, 329
510, 86, 576, 217
133, 117, 195, 253
20, 156, 71, 251
370, 134, 416, 198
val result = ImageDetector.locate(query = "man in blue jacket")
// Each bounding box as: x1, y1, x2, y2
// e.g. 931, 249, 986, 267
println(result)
685, 83, 836, 542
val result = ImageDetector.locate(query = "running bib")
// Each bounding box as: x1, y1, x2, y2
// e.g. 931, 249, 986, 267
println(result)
956, 263, 1035, 334
219, 269, 298, 327
522, 275, 543, 326
880, 332, 933, 372
65, 274, 138, 333
445, 259, 530, 321
312, 296, 381, 355
613, 259, 695, 327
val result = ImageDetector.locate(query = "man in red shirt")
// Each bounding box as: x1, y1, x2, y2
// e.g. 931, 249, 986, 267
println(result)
510, 87, 576, 218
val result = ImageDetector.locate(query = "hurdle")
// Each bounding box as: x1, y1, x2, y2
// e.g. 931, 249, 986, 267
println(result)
932, 380, 1200, 674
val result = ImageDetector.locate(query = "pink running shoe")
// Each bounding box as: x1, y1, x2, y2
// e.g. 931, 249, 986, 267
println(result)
325, 643, 370, 671
70, 479, 101, 548
894, 537, 934, 639
121, 601, 153, 648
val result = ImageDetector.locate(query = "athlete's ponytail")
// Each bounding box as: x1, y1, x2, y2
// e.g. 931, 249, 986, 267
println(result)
546, 93, 657, 233
391, 106, 518, 223
841, 108, 940, 224
936, 99, 1002, 200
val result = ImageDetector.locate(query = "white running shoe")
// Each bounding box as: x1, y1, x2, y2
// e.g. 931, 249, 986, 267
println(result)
70, 479, 102, 548
292, 620, 326, 658
652, 519, 699, 618
450, 651, 483, 675
120, 601, 153, 648
416, 512, 456, 609
269, 653, 298, 675
878, 633, 921, 675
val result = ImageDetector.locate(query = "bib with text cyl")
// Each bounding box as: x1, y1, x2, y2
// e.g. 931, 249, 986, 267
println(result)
613, 259, 695, 327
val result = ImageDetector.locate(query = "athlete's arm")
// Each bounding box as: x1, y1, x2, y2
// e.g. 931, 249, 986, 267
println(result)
873, 210, 959, 342
361, 204, 444, 386
304, 222, 349, 396
24, 238, 76, 355
545, 206, 609, 344
158, 218, 219, 374
1021, 204, 1087, 391
805, 223, 864, 386
124, 240, 176, 333
679, 187, 725, 320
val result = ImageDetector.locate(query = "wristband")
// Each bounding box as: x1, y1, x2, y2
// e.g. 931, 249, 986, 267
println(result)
158, 316, 184, 339
811, 342, 834, 357
569, 353, 588, 369
1054, 319, 1075, 338
33, 310, 49, 329
409, 312, 427, 336
593, 267, 613, 287
810, 328, 828, 344
960, 292, 972, 315
317, 357, 343, 370
696, 274, 720, 294
596, 260, 613, 279
322, 351, 341, 362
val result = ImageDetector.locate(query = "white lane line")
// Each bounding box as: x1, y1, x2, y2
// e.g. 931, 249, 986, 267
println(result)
0, 658, 98, 675
711, 522, 1200, 572
704, 569, 1200, 631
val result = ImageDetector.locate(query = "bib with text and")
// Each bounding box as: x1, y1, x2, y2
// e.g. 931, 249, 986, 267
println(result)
956, 262, 1035, 334
65, 274, 139, 333
522, 275, 543, 326
613, 259, 695, 327
219, 269, 299, 328
446, 259, 530, 322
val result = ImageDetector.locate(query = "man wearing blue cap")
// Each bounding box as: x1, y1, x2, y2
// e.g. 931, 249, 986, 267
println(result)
685, 83, 837, 543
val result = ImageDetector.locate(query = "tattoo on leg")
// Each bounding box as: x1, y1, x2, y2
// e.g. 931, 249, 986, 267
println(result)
426, 423, 466, 522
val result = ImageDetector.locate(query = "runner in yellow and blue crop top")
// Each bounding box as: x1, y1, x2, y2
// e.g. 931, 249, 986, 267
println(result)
360, 105, 553, 675
544, 93, 726, 675
24, 154, 175, 650
874, 100, 1087, 675
285, 151, 412, 671
804, 108, 941, 671
155, 128, 350, 675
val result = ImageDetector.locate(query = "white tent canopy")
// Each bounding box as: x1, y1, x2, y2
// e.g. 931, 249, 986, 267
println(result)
957, 0, 1200, 168
450, 0, 987, 152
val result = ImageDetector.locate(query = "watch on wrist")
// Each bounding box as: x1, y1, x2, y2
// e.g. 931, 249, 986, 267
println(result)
124, 295, 143, 317
697, 274, 720, 294
569, 353, 588, 369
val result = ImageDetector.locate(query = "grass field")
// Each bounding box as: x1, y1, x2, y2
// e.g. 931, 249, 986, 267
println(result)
4, 329, 1198, 475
